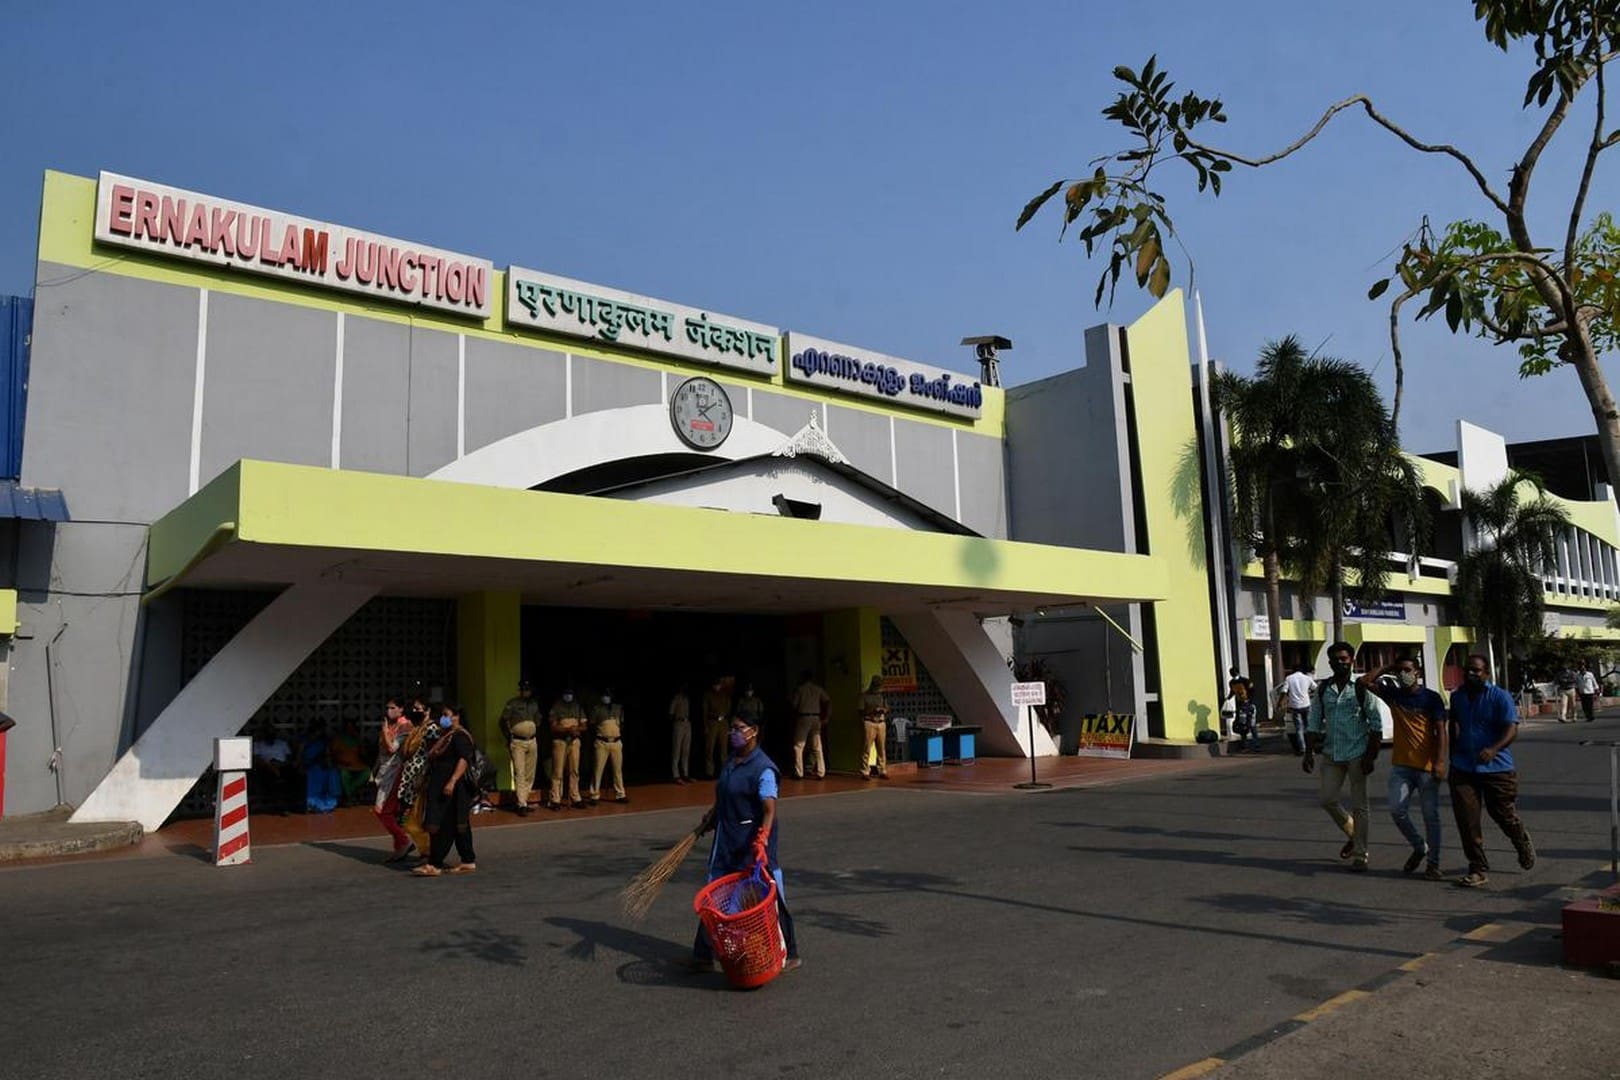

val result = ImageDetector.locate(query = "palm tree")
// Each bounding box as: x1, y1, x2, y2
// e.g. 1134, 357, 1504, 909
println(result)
1454, 471, 1570, 689
1216, 336, 1427, 685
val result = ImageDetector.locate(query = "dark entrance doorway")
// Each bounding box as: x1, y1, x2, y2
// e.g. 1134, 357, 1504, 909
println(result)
519, 607, 821, 787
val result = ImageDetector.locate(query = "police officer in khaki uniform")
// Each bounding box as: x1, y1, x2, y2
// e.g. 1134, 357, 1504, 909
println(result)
500, 679, 542, 815
589, 690, 628, 804
547, 688, 587, 810
701, 677, 733, 778
860, 675, 890, 779
736, 683, 764, 729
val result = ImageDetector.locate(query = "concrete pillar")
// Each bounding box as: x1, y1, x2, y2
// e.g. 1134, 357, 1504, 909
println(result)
457, 591, 521, 791
72, 581, 379, 831
821, 607, 882, 773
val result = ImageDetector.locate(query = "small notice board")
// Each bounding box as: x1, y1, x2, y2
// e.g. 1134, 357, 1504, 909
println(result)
1010, 681, 1047, 707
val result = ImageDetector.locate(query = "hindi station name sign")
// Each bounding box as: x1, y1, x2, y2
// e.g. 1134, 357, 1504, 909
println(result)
505, 267, 779, 377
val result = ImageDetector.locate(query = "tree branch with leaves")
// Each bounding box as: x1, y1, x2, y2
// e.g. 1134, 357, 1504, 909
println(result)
1020, 2, 1620, 496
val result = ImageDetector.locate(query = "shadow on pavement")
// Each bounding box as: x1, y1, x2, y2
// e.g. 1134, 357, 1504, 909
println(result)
544, 916, 727, 991
792, 907, 891, 938
309, 840, 412, 868
1195, 893, 1395, 927
1065, 843, 1333, 878
420, 926, 527, 967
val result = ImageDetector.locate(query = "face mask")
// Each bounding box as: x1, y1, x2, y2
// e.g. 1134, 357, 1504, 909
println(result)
1464, 671, 1485, 686
1397, 671, 1418, 688
729, 729, 751, 750
563, 693, 574, 703
602, 696, 612, 705
438, 715, 452, 729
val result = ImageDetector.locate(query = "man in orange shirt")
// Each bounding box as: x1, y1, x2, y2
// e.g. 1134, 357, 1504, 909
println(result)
1362, 654, 1449, 880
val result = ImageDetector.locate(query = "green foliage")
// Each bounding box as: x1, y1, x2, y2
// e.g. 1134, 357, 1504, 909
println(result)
1474, 0, 1620, 106
1453, 470, 1573, 684
1215, 336, 1428, 610
1020, 5, 1618, 442
1015, 56, 1228, 305
1363, 213, 1620, 376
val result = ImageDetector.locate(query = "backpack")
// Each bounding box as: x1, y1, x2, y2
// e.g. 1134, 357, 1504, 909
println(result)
1317, 678, 1371, 719
467, 745, 496, 794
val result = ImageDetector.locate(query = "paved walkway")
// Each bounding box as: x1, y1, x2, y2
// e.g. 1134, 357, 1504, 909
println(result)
7, 751, 1257, 866
1186, 870, 1620, 1079
0, 806, 142, 862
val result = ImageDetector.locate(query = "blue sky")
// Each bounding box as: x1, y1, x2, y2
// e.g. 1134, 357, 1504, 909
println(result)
0, 0, 1611, 452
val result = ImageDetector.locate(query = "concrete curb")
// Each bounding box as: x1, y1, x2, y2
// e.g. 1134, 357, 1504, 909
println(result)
0, 812, 144, 863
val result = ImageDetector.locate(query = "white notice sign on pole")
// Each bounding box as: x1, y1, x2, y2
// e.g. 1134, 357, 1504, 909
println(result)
1011, 681, 1047, 707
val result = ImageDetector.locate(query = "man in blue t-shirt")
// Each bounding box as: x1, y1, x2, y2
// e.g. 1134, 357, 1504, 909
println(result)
1449, 654, 1535, 888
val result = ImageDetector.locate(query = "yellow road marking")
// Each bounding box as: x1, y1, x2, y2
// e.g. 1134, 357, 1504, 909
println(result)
1158, 1059, 1226, 1080
1293, 989, 1370, 1022
1462, 922, 1508, 942
1399, 952, 1437, 972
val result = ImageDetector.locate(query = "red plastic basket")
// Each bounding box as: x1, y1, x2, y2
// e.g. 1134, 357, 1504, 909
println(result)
693, 862, 787, 989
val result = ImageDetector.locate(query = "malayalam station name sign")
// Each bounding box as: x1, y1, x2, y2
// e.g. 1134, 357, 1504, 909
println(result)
784, 333, 983, 419
92, 172, 493, 318
506, 268, 779, 377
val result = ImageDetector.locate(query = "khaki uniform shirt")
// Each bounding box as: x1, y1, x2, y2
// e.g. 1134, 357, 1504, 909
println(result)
793, 681, 830, 717
703, 689, 732, 725
669, 693, 691, 722
591, 703, 624, 738
501, 696, 541, 739
860, 690, 888, 722
549, 700, 587, 736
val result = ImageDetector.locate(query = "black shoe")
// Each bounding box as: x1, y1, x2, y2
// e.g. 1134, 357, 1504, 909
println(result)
1403, 848, 1427, 875
615, 796, 629, 804
571, 800, 587, 810
1516, 831, 1536, 870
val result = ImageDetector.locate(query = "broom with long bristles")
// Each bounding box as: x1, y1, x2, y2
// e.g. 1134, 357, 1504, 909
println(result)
621, 809, 715, 923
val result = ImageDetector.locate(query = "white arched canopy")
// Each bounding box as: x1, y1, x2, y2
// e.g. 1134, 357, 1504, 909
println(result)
429, 406, 793, 490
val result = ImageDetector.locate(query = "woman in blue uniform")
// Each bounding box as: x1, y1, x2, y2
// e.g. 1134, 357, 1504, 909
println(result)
691, 714, 801, 973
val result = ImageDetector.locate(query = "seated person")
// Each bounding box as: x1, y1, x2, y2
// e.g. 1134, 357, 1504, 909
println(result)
250, 722, 295, 809
299, 721, 341, 814
329, 718, 372, 804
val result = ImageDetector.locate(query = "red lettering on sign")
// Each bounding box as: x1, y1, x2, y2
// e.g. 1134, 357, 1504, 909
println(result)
466, 265, 486, 310
301, 228, 328, 274
209, 208, 237, 257
134, 190, 159, 240
108, 185, 135, 235
159, 196, 186, 245
185, 202, 210, 249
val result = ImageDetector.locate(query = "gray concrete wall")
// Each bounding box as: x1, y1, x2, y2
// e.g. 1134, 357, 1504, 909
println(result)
1005, 325, 1133, 552
9, 255, 1013, 813
5, 522, 148, 813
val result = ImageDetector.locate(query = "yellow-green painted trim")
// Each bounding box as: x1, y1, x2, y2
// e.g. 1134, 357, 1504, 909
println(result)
0, 589, 17, 636
1546, 593, 1618, 613
1555, 497, 1620, 548
1434, 626, 1474, 661
1244, 619, 1326, 642
457, 591, 522, 789
147, 460, 1170, 605
37, 171, 1004, 437
1410, 455, 1459, 504
824, 607, 882, 772
1125, 291, 1221, 741
1554, 625, 1620, 642
1344, 623, 1428, 646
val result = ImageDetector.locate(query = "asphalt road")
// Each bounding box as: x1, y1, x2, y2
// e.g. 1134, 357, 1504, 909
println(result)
4, 719, 1616, 1080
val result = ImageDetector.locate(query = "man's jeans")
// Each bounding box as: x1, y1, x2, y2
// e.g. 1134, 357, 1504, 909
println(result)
1288, 708, 1309, 753
1387, 764, 1441, 866
1319, 760, 1370, 861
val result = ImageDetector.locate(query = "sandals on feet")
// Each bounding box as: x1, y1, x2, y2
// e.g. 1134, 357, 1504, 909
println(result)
411, 864, 443, 877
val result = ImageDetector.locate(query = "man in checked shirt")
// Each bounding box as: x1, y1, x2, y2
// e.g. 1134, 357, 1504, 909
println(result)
1303, 641, 1382, 872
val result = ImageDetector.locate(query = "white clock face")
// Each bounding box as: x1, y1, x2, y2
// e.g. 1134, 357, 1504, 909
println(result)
670, 377, 733, 451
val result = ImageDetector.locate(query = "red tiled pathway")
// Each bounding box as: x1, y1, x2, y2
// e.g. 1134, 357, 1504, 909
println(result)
15, 751, 1258, 867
